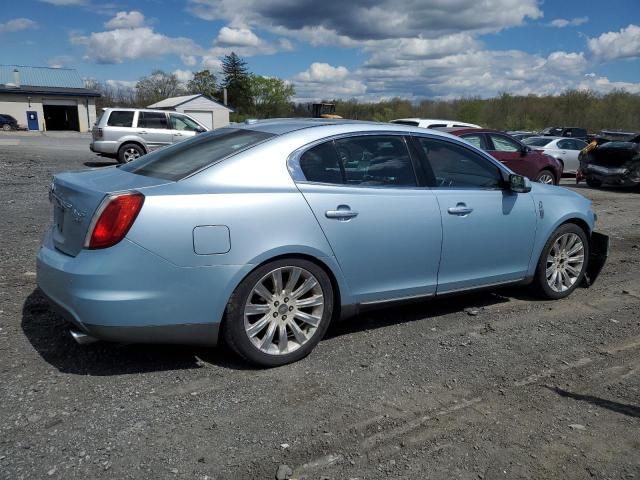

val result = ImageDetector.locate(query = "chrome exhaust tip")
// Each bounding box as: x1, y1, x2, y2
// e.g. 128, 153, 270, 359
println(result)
70, 329, 98, 345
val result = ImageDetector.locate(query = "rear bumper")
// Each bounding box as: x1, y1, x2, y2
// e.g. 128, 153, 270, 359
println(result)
90, 140, 118, 155
580, 164, 640, 185
36, 228, 246, 346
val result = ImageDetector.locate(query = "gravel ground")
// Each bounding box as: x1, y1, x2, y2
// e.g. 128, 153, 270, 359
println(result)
1, 135, 639, 480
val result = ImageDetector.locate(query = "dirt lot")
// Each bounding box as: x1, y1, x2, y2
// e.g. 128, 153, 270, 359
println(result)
1, 133, 639, 480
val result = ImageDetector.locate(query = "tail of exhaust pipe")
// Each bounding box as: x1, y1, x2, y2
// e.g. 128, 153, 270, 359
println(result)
70, 329, 98, 345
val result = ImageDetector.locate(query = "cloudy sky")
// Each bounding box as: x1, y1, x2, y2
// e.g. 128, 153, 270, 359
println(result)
2, 0, 640, 101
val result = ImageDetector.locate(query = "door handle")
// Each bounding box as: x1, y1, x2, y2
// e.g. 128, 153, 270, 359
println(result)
138, 130, 148, 135
447, 203, 473, 216
174, 132, 184, 136
325, 209, 358, 220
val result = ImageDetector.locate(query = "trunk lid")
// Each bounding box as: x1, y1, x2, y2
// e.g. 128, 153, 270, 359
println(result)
590, 142, 640, 167
50, 166, 172, 256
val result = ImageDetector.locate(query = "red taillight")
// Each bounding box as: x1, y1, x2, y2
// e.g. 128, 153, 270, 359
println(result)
86, 192, 144, 249
97, 127, 103, 138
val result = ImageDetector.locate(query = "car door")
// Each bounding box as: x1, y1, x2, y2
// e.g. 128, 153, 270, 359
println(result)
292, 134, 443, 304
136, 111, 171, 151
560, 139, 585, 173
414, 136, 537, 293
486, 133, 538, 180
168, 113, 203, 144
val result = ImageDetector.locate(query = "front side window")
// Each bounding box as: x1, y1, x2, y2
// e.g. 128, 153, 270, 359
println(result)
417, 137, 503, 189
107, 110, 134, 127
137, 112, 168, 129
170, 113, 201, 132
490, 134, 520, 152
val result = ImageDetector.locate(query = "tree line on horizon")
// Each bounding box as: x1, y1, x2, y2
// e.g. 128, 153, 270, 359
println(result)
87, 52, 640, 133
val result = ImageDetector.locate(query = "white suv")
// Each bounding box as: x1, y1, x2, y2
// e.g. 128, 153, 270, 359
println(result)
90, 108, 208, 163
390, 118, 481, 129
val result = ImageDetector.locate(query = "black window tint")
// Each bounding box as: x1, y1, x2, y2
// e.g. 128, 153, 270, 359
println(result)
461, 133, 487, 150
428, 123, 447, 128
138, 112, 168, 129
418, 138, 503, 189
335, 136, 417, 187
490, 134, 520, 152
391, 120, 419, 126
557, 139, 571, 149
120, 128, 274, 181
299, 142, 343, 184
107, 110, 134, 127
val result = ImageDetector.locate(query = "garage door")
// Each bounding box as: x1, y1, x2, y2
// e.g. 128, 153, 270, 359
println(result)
184, 110, 213, 130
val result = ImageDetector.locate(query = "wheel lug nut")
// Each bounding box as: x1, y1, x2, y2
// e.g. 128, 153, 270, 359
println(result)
274, 301, 279, 306
284, 297, 289, 303
289, 306, 294, 311
282, 315, 287, 320
273, 312, 278, 317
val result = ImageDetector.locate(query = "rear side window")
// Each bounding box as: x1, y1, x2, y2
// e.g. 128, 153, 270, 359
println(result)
427, 123, 447, 128
417, 138, 503, 189
490, 134, 520, 152
138, 112, 168, 129
297, 136, 418, 187
120, 128, 275, 181
107, 111, 134, 127
390, 120, 419, 126
461, 133, 488, 150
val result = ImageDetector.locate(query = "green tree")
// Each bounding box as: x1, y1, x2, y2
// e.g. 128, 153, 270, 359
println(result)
135, 70, 183, 106
249, 75, 295, 118
187, 69, 218, 99
221, 52, 252, 113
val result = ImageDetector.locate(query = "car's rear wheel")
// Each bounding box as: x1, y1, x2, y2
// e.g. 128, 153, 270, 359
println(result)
117, 143, 144, 163
536, 170, 556, 185
2, 124, 11, 131
223, 258, 334, 367
586, 176, 602, 188
534, 223, 588, 299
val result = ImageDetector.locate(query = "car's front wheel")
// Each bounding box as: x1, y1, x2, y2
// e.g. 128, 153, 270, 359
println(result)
534, 223, 589, 299
2, 124, 11, 131
223, 258, 334, 367
536, 170, 556, 185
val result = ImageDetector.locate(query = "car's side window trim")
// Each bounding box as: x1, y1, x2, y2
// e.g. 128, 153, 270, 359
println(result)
410, 134, 509, 190
288, 131, 427, 190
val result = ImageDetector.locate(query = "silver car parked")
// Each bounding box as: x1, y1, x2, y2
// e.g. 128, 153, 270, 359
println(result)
90, 108, 208, 163
522, 136, 587, 174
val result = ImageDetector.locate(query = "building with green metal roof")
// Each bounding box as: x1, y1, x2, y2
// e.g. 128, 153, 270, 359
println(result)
0, 65, 100, 132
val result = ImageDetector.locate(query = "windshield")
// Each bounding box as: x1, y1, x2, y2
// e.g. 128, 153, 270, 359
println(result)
120, 128, 275, 181
523, 137, 554, 147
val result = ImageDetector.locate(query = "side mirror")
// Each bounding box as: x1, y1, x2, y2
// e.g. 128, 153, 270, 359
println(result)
520, 145, 530, 156
195, 126, 206, 133
509, 174, 531, 193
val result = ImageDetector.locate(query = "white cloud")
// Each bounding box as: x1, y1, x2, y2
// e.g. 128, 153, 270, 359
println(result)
173, 69, 194, 84
71, 27, 200, 64
105, 79, 137, 89
201, 56, 222, 71
0, 18, 37, 33
548, 17, 588, 28
544, 51, 587, 74
293, 63, 366, 101
105, 11, 146, 29
216, 26, 260, 47
181, 54, 197, 66
588, 24, 640, 61
47, 55, 74, 68
577, 75, 640, 95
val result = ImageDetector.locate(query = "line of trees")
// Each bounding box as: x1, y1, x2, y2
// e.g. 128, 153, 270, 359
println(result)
88, 52, 640, 132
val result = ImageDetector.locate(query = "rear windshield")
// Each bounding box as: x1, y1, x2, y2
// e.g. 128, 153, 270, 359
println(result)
523, 137, 554, 147
120, 128, 275, 181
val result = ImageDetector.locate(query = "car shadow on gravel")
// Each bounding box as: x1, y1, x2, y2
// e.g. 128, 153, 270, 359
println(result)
21, 288, 257, 375
327, 290, 512, 339
83, 160, 118, 168
545, 385, 640, 418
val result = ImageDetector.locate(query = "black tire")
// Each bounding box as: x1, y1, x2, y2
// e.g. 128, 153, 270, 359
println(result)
2, 124, 11, 131
586, 176, 602, 188
223, 258, 334, 367
117, 143, 145, 163
533, 223, 589, 300
535, 169, 556, 185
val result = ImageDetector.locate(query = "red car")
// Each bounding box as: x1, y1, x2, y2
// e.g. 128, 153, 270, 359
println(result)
442, 128, 563, 185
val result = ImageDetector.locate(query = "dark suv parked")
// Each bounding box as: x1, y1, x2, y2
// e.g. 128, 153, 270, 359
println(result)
0, 114, 18, 131
541, 127, 587, 140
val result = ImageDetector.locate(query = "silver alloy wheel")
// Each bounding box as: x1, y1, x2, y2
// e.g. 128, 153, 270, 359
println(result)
545, 232, 585, 292
2, 124, 10, 131
123, 147, 141, 162
537, 173, 555, 184
243, 266, 325, 355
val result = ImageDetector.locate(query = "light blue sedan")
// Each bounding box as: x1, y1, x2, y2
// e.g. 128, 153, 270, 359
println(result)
37, 120, 608, 366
